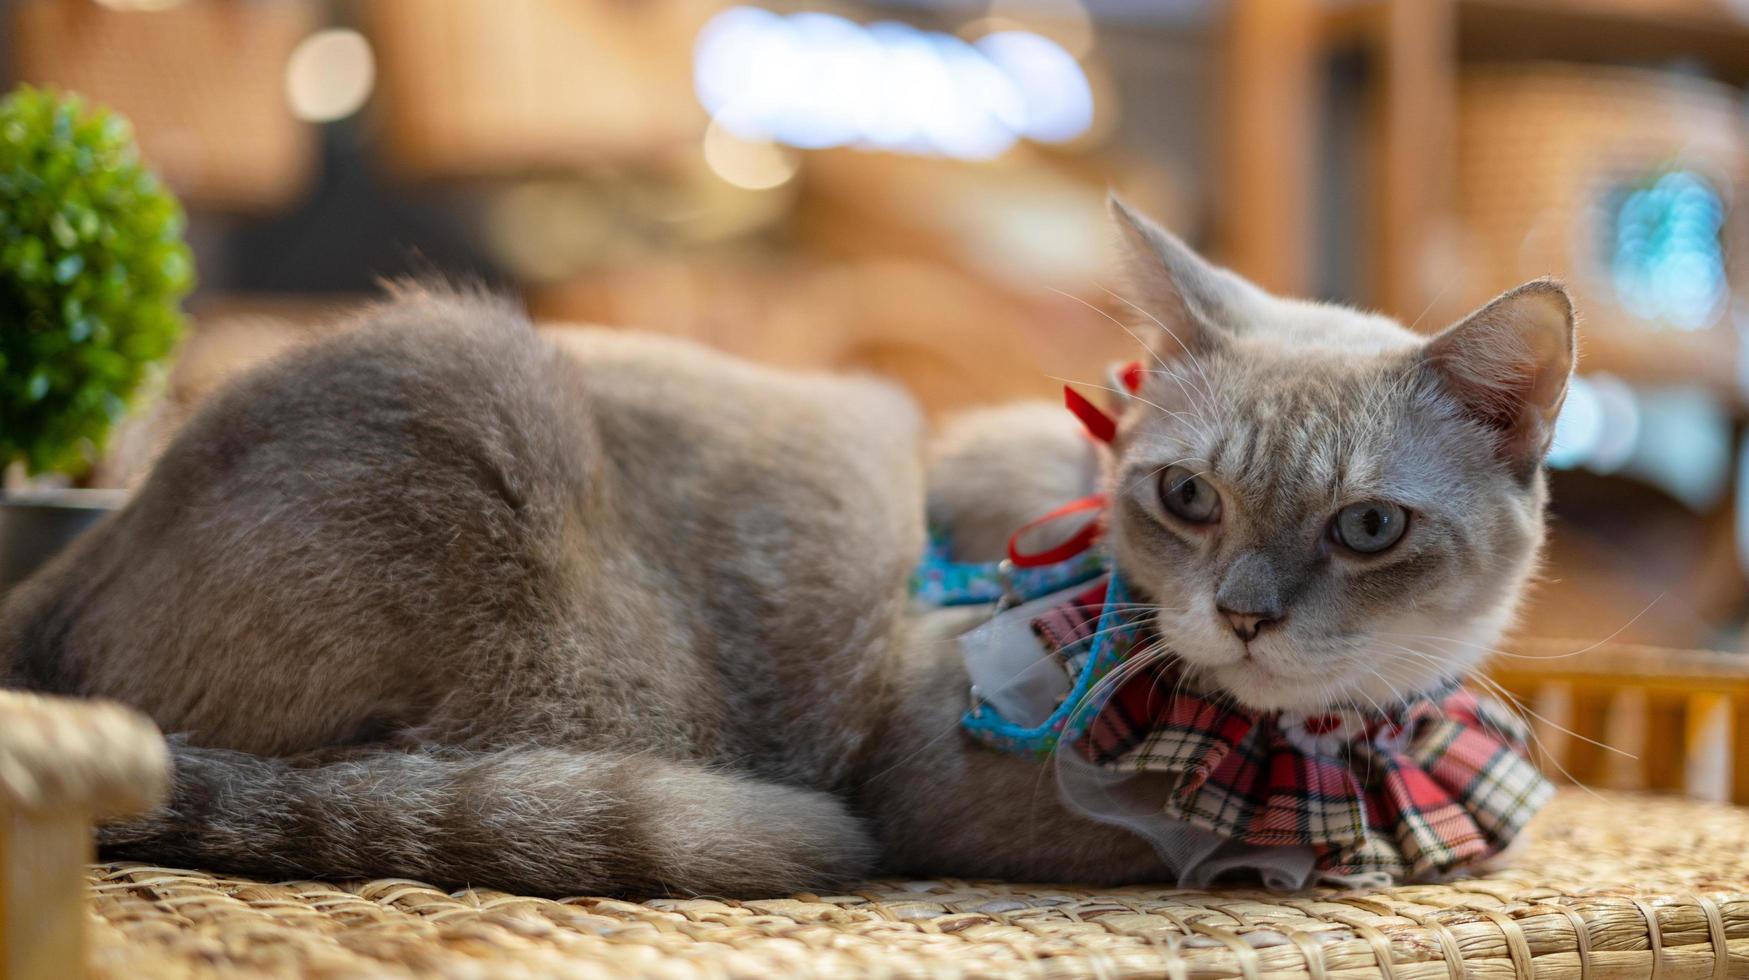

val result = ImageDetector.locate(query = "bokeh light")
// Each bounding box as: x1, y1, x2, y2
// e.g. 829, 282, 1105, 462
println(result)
693, 6, 1092, 160
1608, 169, 1728, 331
91, 0, 186, 9
285, 28, 376, 124
982, 0, 1095, 58
975, 30, 1095, 143
703, 120, 800, 191
1547, 373, 1607, 471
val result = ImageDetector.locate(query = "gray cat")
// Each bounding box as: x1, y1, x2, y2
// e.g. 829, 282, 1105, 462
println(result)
0, 200, 1573, 895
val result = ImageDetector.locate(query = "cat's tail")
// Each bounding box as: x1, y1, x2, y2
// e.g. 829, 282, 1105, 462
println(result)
98, 741, 877, 897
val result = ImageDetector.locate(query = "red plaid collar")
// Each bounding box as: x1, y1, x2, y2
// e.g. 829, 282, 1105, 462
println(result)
1038, 580, 1553, 879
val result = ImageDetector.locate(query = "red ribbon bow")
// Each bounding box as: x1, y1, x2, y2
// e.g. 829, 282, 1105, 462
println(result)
1062, 359, 1144, 446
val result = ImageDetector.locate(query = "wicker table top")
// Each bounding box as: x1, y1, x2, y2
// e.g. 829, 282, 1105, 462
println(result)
86, 790, 1748, 979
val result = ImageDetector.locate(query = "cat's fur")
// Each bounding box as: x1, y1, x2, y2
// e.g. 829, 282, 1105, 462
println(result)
0, 200, 1573, 894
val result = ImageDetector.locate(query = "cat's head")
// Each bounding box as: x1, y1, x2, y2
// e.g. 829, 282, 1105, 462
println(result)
1104, 198, 1575, 713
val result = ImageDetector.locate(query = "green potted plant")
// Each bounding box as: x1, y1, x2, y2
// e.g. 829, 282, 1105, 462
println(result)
0, 86, 194, 589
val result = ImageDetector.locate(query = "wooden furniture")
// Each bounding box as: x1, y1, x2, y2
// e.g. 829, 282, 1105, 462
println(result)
0, 692, 167, 980
8, 0, 322, 213
365, 0, 715, 180
1215, 0, 1326, 298
1443, 64, 1747, 406
1221, 0, 1749, 347
1493, 638, 1749, 802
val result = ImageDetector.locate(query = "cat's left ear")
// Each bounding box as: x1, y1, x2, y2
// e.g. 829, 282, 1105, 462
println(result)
1108, 194, 1266, 363
1421, 279, 1576, 469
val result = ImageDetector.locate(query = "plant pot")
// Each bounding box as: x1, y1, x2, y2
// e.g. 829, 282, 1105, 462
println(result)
0, 489, 127, 593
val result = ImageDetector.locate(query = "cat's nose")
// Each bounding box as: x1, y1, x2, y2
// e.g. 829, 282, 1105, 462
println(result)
1218, 607, 1279, 643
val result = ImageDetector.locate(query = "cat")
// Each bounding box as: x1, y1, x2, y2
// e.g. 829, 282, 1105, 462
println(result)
0, 198, 1573, 895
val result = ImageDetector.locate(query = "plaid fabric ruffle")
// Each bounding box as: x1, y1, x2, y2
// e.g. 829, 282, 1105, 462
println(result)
1018, 579, 1553, 879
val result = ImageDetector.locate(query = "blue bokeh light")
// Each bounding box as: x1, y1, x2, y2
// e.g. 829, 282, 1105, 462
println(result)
1608, 169, 1729, 331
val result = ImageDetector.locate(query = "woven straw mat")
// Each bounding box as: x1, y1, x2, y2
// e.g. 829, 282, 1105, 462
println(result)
83, 790, 1748, 979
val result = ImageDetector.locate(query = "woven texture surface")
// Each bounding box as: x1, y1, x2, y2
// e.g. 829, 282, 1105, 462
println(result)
86, 790, 1747, 979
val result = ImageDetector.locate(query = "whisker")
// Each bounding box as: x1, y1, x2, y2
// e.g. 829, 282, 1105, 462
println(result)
1095, 283, 1218, 404
1045, 284, 1220, 420
1120, 457, 1210, 499
1373, 647, 1598, 798
1379, 593, 1664, 662
1405, 273, 1461, 334
1045, 374, 1212, 441
1375, 642, 1633, 801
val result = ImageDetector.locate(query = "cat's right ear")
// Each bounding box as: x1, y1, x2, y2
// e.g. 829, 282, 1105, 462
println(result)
1108, 194, 1259, 362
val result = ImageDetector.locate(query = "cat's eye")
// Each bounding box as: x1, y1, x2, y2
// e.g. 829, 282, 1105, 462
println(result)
1331, 501, 1408, 554
1159, 466, 1221, 524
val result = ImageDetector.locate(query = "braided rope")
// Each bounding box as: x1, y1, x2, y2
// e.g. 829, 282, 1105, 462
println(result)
0, 690, 167, 817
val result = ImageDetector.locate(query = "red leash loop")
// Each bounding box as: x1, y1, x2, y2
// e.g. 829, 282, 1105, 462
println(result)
1007, 493, 1107, 567
1016, 363, 1142, 567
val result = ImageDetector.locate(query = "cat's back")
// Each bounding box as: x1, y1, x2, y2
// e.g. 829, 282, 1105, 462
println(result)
548, 326, 922, 537
167, 285, 590, 509
0, 287, 597, 747
542, 326, 927, 782
2, 289, 926, 768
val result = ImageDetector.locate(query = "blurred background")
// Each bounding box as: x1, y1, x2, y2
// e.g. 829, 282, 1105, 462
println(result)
6, 1, 1749, 664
